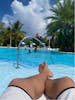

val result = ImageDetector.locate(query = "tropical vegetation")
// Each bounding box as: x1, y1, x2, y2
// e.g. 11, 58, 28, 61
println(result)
0, 0, 74, 52
46, 0, 74, 52
0, 21, 25, 47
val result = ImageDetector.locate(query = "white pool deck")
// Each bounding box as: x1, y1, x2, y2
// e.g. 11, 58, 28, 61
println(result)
0, 61, 75, 99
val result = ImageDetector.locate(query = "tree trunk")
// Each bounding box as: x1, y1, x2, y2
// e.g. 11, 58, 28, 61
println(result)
10, 35, 12, 47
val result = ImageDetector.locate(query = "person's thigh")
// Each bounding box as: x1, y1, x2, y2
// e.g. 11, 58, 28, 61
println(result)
45, 77, 75, 99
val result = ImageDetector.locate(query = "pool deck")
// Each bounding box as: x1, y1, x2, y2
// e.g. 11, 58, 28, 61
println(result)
0, 46, 75, 53
0, 61, 75, 96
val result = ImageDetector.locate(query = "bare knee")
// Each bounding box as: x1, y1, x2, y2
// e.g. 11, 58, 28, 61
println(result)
64, 76, 72, 80
45, 77, 74, 99
62, 76, 74, 85
9, 78, 22, 86
54, 76, 74, 91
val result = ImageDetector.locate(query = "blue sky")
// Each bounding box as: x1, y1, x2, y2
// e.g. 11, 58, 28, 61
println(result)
0, 0, 31, 20
0, 0, 57, 36
0, 0, 57, 20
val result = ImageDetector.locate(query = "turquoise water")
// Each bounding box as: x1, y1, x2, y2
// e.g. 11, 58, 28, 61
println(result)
0, 47, 74, 67
0, 47, 75, 95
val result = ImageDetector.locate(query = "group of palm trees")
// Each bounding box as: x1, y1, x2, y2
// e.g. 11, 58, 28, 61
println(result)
0, 0, 74, 52
46, 0, 74, 52
0, 21, 25, 47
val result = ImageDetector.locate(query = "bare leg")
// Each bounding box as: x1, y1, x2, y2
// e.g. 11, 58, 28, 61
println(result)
9, 63, 53, 100
45, 77, 75, 99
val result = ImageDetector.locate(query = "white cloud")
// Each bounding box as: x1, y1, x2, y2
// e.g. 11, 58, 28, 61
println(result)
2, 0, 53, 36
2, 15, 14, 27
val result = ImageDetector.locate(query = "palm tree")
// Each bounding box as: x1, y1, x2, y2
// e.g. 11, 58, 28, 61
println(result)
0, 22, 5, 46
46, 0, 74, 51
5, 21, 25, 47
5, 27, 12, 47
0, 22, 5, 30
11, 21, 24, 47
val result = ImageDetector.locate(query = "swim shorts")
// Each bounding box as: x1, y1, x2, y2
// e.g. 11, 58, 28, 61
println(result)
56, 87, 75, 100
0, 86, 32, 100
46, 87, 75, 100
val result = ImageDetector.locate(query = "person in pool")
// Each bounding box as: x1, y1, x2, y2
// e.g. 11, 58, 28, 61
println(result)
34, 47, 37, 52
0, 62, 75, 100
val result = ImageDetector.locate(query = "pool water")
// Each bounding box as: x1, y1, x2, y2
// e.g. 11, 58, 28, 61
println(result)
0, 47, 75, 95
0, 47, 74, 67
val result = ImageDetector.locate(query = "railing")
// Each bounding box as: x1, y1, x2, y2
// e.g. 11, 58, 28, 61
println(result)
16, 36, 46, 68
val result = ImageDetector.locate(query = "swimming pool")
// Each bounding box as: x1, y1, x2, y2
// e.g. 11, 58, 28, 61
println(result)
0, 47, 74, 67
0, 47, 75, 95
